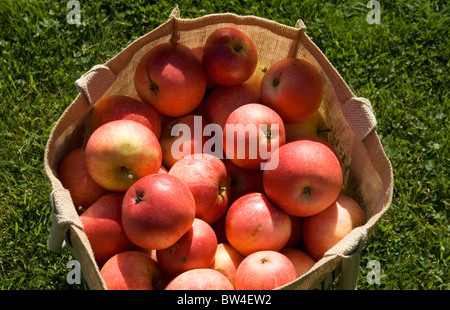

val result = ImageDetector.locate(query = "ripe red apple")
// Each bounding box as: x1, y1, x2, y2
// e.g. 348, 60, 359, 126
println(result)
210, 243, 244, 286
223, 159, 264, 204
169, 153, 230, 224
302, 194, 365, 260
57, 148, 109, 212
85, 120, 162, 192
280, 248, 316, 278
100, 251, 163, 290
263, 139, 343, 217
122, 173, 196, 250
156, 218, 218, 277
244, 62, 268, 94
159, 114, 208, 169
234, 250, 297, 290
223, 103, 286, 170
165, 268, 235, 290
80, 193, 134, 266
203, 27, 258, 86
204, 84, 260, 128
260, 58, 323, 123
285, 215, 304, 248
89, 95, 162, 139
134, 42, 207, 117
191, 46, 218, 89
225, 192, 291, 256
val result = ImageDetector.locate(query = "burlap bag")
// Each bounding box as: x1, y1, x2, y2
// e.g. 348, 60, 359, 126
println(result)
44, 7, 393, 290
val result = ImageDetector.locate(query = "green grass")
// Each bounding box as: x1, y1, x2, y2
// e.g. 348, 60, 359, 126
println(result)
0, 0, 448, 290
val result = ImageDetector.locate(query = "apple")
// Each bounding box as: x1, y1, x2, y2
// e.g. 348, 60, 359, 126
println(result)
225, 192, 291, 256
122, 173, 196, 250
134, 41, 207, 117
284, 110, 324, 142
210, 243, 244, 286
285, 215, 304, 248
100, 251, 164, 290
85, 120, 162, 192
191, 46, 218, 89
57, 148, 109, 212
79, 193, 134, 266
234, 250, 297, 290
223, 159, 264, 204
165, 268, 235, 290
223, 103, 286, 170
203, 27, 258, 86
159, 114, 208, 169
204, 84, 260, 128
260, 57, 323, 123
263, 139, 343, 217
279, 248, 316, 278
244, 62, 268, 94
156, 218, 218, 277
169, 153, 230, 224
89, 95, 162, 139
302, 194, 365, 260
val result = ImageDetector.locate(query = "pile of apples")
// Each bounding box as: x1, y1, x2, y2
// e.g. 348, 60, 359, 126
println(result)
57, 27, 365, 290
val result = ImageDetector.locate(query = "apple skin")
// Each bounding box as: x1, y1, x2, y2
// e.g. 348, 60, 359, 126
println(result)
156, 218, 218, 277
85, 120, 162, 192
234, 250, 297, 290
279, 248, 316, 278
191, 46, 218, 89
57, 148, 109, 212
225, 192, 292, 256
134, 42, 207, 117
169, 153, 230, 224
122, 173, 196, 250
285, 215, 304, 248
89, 95, 162, 139
165, 268, 235, 290
302, 194, 365, 260
203, 27, 258, 86
159, 114, 208, 169
80, 193, 135, 266
210, 243, 244, 287
260, 58, 323, 123
223, 159, 264, 204
100, 251, 163, 290
263, 139, 343, 217
244, 62, 268, 95
223, 103, 286, 170
204, 84, 261, 128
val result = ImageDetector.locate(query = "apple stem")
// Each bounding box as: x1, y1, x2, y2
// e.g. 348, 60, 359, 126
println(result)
303, 186, 312, 196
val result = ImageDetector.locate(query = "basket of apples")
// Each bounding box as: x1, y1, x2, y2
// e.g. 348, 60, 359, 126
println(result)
44, 6, 393, 290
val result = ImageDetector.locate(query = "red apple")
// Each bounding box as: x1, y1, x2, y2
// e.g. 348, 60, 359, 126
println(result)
204, 84, 260, 128
156, 218, 218, 277
279, 248, 316, 278
234, 250, 297, 290
169, 153, 230, 224
100, 251, 164, 290
244, 62, 268, 94
80, 193, 134, 266
85, 120, 162, 192
191, 46, 218, 89
223, 103, 286, 170
203, 27, 258, 86
285, 215, 304, 248
165, 268, 235, 290
89, 95, 162, 139
159, 114, 208, 169
223, 159, 264, 204
260, 58, 323, 123
57, 148, 109, 212
134, 42, 207, 117
263, 139, 343, 217
122, 173, 196, 250
225, 192, 291, 256
302, 194, 365, 260
210, 243, 244, 286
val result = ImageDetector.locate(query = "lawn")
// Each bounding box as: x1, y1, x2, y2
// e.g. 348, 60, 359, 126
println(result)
0, 0, 448, 290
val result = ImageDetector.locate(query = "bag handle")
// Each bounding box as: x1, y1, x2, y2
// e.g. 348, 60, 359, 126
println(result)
75, 64, 117, 106
341, 97, 378, 142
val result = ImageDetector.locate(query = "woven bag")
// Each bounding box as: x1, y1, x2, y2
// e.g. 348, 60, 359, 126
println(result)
44, 6, 393, 290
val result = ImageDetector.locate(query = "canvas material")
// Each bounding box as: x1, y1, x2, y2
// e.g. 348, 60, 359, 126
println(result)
43, 6, 393, 290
